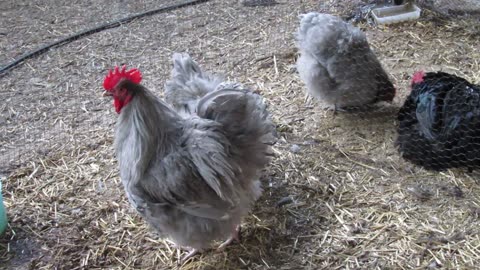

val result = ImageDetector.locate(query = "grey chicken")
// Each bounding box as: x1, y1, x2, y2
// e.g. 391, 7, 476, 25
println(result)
102, 59, 275, 262
295, 12, 395, 110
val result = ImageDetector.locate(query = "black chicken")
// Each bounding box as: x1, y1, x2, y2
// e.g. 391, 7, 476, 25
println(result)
396, 71, 480, 171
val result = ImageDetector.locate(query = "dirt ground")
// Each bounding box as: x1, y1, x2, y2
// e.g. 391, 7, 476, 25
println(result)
1, 0, 480, 269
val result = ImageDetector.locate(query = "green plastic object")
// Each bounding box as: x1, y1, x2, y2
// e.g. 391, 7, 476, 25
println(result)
0, 179, 7, 235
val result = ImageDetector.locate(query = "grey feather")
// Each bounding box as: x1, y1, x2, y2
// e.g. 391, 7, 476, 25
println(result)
295, 12, 395, 108
113, 57, 275, 250
164, 52, 223, 116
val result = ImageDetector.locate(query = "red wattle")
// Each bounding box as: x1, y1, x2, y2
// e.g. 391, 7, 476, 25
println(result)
113, 98, 123, 114
113, 94, 133, 114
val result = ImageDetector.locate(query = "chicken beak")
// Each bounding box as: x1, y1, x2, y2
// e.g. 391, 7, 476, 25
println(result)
103, 91, 113, 97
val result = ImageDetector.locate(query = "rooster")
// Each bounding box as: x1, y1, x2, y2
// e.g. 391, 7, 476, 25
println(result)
295, 12, 395, 110
102, 58, 276, 262
396, 71, 480, 171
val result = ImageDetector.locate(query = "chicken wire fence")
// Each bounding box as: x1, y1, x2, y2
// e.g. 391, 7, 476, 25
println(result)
342, 0, 480, 23
418, 0, 480, 19
0, 0, 480, 174
0, 1, 480, 269
0, 0, 207, 176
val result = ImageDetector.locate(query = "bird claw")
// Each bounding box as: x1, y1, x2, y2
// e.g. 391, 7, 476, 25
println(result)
217, 237, 235, 252
333, 104, 338, 116
217, 225, 241, 252
333, 103, 348, 113
165, 240, 200, 265
178, 248, 199, 265
304, 94, 313, 106
165, 239, 188, 251
169, 225, 242, 264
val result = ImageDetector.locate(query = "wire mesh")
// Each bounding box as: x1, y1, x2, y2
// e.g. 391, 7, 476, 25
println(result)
296, 2, 480, 172
4, 0, 479, 174
1, 0, 480, 268
418, 0, 480, 19
396, 71, 480, 171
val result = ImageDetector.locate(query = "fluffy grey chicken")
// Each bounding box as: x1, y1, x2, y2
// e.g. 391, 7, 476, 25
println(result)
295, 12, 395, 110
102, 57, 275, 263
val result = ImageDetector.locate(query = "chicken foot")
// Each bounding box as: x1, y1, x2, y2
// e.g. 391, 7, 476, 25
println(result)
217, 225, 241, 251
179, 248, 200, 265
165, 240, 200, 265
333, 103, 349, 115
170, 225, 241, 264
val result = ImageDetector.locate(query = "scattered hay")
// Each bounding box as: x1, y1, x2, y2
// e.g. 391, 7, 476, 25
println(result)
1, 0, 480, 269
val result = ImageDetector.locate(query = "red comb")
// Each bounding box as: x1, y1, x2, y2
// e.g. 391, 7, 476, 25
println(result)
411, 70, 425, 86
103, 65, 142, 90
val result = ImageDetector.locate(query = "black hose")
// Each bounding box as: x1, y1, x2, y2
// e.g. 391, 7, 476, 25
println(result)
0, 0, 210, 76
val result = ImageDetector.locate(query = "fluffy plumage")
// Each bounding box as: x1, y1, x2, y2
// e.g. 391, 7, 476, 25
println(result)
295, 12, 395, 109
105, 55, 275, 262
396, 71, 480, 171
164, 53, 222, 116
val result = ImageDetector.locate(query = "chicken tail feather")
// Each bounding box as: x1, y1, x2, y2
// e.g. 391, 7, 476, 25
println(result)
165, 53, 222, 114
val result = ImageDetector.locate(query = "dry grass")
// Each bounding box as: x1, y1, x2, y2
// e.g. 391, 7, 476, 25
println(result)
1, 0, 480, 269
